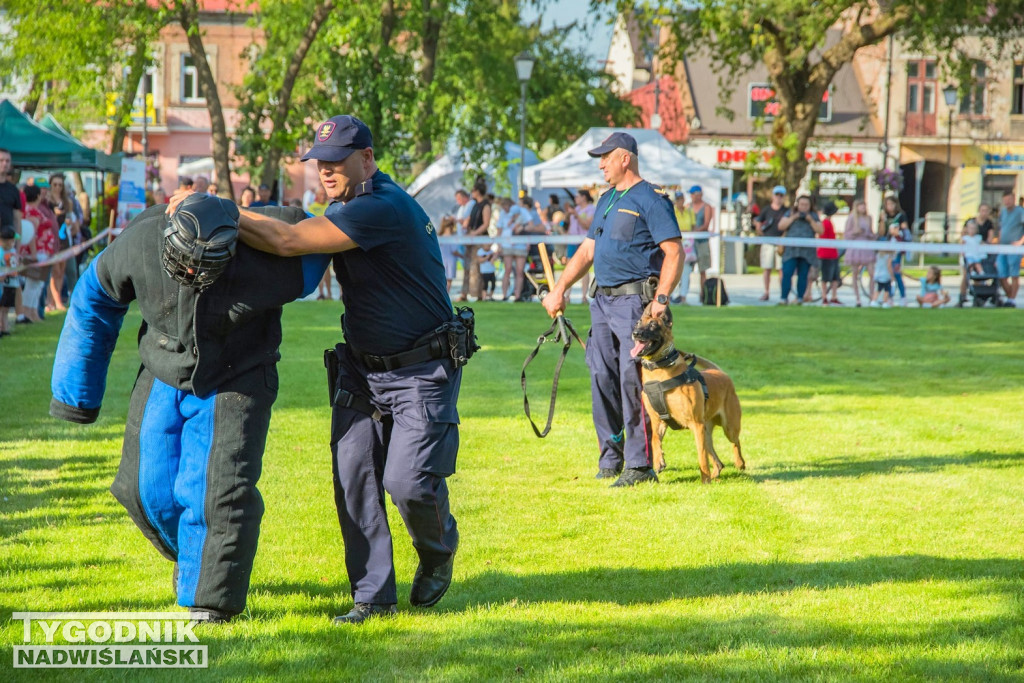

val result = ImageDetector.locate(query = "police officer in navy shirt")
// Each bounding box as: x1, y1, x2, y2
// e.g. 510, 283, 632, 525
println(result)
168, 115, 466, 624
542, 132, 682, 487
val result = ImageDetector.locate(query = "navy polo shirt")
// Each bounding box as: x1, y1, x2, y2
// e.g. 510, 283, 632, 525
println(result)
326, 171, 453, 355
587, 180, 680, 287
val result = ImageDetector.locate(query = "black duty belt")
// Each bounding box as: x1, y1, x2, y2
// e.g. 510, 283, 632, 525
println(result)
351, 340, 445, 372
521, 315, 586, 438
641, 356, 708, 431
595, 280, 648, 297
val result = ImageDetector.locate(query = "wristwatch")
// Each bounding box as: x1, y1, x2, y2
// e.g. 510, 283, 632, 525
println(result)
656, 294, 669, 305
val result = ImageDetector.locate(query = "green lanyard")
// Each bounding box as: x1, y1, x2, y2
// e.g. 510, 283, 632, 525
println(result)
602, 186, 632, 219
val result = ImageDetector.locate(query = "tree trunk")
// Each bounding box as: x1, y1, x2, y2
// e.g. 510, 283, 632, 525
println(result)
108, 45, 148, 156
364, 0, 398, 147
22, 75, 40, 118
411, 0, 443, 177
179, 0, 234, 200
258, 0, 337, 189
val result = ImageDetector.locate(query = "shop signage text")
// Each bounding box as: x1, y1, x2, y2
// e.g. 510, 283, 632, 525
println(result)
717, 149, 865, 166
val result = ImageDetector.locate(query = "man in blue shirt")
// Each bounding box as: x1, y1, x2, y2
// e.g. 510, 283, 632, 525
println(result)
168, 115, 468, 624
542, 132, 682, 487
997, 190, 1024, 306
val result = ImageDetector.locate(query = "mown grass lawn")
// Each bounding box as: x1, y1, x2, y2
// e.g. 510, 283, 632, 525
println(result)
2, 301, 1023, 681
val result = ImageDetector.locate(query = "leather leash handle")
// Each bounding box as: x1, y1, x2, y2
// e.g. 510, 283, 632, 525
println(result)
538, 242, 557, 301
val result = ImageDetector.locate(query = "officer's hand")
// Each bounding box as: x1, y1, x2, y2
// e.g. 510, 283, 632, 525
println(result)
165, 189, 195, 216
542, 289, 566, 318
651, 301, 668, 318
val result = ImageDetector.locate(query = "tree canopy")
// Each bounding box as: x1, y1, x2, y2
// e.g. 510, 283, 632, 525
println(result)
630, 0, 1024, 193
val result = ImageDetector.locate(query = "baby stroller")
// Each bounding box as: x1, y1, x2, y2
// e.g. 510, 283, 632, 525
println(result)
968, 255, 1002, 308
518, 243, 551, 302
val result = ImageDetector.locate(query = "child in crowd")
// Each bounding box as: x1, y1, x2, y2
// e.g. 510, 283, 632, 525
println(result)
0, 226, 19, 337
817, 201, 841, 305
477, 244, 497, 300
438, 216, 460, 294
916, 266, 950, 308
869, 237, 895, 308
960, 219, 985, 276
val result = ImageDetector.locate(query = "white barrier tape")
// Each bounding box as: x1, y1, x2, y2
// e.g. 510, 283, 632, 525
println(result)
0, 228, 113, 278
437, 232, 1024, 256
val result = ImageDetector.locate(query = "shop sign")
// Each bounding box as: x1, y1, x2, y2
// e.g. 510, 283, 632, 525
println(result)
716, 148, 865, 166
816, 171, 858, 196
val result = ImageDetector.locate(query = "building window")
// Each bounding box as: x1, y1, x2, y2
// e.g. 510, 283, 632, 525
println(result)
1013, 63, 1024, 115
904, 59, 937, 136
959, 61, 986, 116
181, 54, 201, 102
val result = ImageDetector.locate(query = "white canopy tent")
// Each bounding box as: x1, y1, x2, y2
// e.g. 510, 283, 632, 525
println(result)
407, 141, 539, 228
524, 127, 734, 272
523, 127, 732, 190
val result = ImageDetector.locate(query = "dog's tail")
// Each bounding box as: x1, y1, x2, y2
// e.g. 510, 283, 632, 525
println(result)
688, 354, 721, 372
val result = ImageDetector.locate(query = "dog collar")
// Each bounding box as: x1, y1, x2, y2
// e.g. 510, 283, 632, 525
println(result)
641, 348, 680, 371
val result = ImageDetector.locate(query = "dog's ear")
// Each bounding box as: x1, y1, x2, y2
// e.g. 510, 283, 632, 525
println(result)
664, 306, 673, 327
643, 301, 654, 317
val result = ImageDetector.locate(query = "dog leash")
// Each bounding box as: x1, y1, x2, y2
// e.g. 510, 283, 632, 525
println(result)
521, 243, 586, 438
521, 312, 586, 438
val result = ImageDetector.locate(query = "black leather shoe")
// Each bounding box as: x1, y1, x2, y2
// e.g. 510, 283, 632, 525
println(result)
611, 467, 659, 487
189, 608, 233, 624
595, 467, 622, 479
332, 603, 397, 625
410, 533, 459, 608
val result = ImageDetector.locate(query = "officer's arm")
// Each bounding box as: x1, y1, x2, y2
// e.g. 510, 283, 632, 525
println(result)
237, 210, 358, 257
543, 238, 595, 317
655, 238, 683, 305
50, 258, 132, 424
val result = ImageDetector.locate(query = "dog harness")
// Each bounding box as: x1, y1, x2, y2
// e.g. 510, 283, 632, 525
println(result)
641, 354, 708, 431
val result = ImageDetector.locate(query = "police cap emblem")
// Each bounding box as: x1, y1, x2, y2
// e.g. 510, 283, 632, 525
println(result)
317, 122, 335, 141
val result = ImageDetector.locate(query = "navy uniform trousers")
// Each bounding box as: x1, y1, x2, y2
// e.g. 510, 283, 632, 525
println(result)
586, 293, 653, 470
110, 363, 276, 615
331, 345, 461, 605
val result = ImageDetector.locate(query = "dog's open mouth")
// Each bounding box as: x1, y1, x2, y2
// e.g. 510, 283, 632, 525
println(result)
630, 338, 654, 358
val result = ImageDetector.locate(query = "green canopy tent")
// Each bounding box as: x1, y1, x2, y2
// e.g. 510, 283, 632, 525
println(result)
0, 99, 120, 172
38, 112, 122, 172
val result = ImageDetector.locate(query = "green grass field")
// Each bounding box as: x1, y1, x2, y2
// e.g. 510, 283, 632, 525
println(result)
2, 302, 1023, 681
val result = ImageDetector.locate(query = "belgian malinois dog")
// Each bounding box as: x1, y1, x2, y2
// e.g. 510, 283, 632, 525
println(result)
630, 305, 745, 482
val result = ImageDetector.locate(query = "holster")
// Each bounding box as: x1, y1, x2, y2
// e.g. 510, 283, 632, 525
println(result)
324, 347, 340, 407
324, 344, 382, 421
587, 277, 598, 299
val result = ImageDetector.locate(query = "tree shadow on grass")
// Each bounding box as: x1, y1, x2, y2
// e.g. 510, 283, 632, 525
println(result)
212, 555, 1024, 680
256, 554, 1023, 615
749, 450, 1024, 483
202, 610, 1023, 681
0, 452, 120, 541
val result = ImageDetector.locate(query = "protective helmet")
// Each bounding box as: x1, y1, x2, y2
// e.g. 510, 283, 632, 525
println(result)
162, 194, 240, 289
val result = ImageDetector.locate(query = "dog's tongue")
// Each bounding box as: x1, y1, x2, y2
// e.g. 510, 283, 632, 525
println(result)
629, 339, 645, 358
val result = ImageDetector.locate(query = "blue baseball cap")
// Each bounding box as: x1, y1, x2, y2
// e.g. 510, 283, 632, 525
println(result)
688, 185, 702, 194
772, 185, 787, 195
300, 115, 374, 162
587, 132, 639, 158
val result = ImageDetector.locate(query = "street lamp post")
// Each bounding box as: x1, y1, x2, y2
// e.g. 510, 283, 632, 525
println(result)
650, 77, 662, 130
514, 51, 534, 198
943, 84, 958, 243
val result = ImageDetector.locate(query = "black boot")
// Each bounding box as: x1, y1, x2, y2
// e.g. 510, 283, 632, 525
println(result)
610, 467, 659, 487
189, 608, 233, 624
410, 530, 459, 608
332, 603, 397, 625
